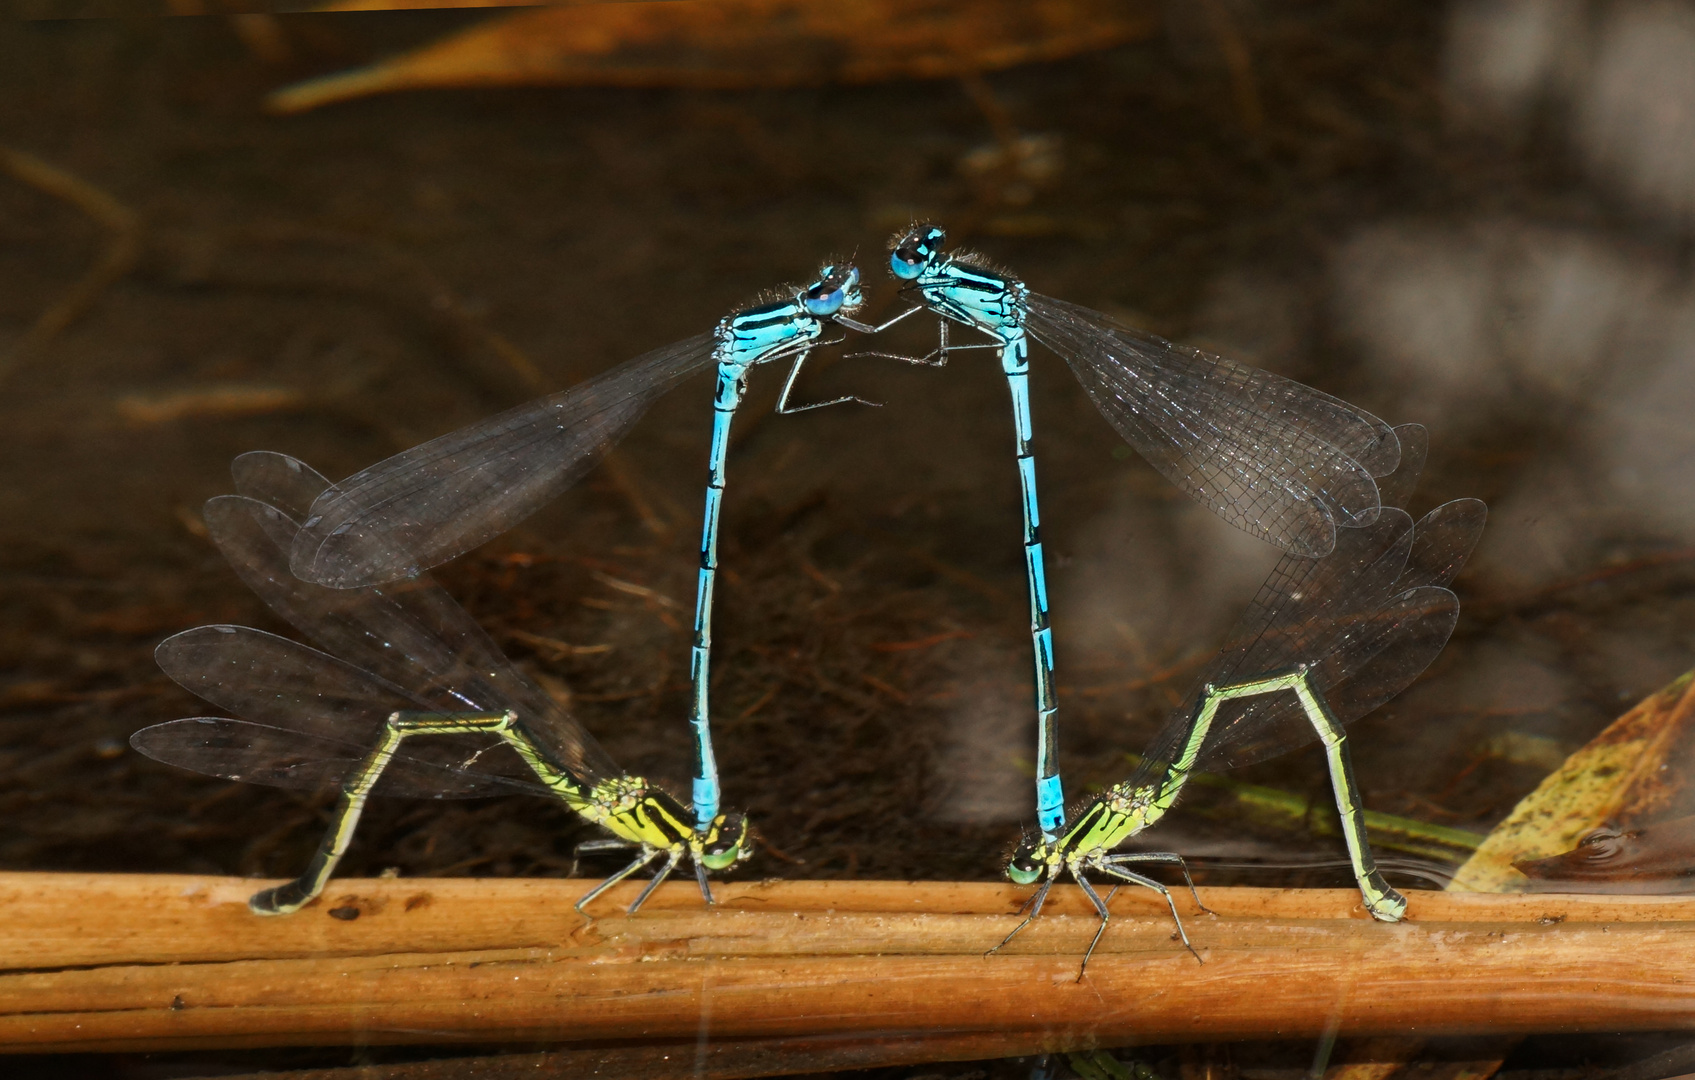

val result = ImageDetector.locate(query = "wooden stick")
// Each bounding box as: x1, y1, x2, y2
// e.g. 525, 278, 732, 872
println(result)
4, 873, 1695, 1054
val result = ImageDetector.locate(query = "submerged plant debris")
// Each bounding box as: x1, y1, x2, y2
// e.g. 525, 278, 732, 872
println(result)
266, 0, 1161, 114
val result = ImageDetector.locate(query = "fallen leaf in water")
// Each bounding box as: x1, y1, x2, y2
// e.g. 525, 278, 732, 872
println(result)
115, 386, 306, 425
1329, 674, 1695, 1078
269, 0, 1157, 113
1449, 670, 1695, 892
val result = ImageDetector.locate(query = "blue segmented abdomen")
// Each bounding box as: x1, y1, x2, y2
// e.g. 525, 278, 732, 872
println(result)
685, 363, 748, 831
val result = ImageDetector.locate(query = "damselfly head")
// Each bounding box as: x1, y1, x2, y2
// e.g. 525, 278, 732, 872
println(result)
698, 810, 752, 870
888, 223, 946, 281
1005, 834, 1051, 885
803, 263, 862, 317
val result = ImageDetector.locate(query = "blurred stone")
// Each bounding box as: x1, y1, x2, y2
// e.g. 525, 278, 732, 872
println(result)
1578, 1, 1695, 227
1444, 0, 1586, 123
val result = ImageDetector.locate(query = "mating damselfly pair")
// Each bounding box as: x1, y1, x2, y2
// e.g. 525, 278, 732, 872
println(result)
133, 227, 1484, 966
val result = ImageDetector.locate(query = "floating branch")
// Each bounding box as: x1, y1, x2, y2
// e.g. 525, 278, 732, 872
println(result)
4, 874, 1695, 1054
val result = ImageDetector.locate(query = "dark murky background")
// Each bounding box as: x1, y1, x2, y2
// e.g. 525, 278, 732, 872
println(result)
6, 1, 1695, 1076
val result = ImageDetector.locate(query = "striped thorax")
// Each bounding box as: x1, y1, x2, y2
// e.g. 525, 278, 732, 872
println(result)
889, 224, 1029, 342
714, 264, 864, 372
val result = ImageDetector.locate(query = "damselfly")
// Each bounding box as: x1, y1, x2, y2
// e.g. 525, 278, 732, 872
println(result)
859, 224, 1403, 841
995, 427, 1485, 975
282, 264, 883, 839
130, 451, 750, 916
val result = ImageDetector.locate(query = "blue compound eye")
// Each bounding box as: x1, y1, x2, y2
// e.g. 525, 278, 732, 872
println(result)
891, 224, 944, 279
890, 246, 924, 280
803, 281, 846, 316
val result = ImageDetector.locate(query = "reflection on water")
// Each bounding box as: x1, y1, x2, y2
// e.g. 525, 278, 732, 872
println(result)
1518, 813, 1695, 889
1334, 215, 1695, 587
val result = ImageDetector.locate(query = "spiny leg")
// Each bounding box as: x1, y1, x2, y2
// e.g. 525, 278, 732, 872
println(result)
627, 845, 685, 914
1072, 873, 1120, 980
249, 710, 516, 916
847, 316, 1000, 367
1091, 863, 1202, 967
570, 837, 636, 879
836, 301, 926, 337
986, 875, 1055, 957
774, 344, 884, 413
693, 854, 716, 905
1099, 850, 1213, 914
574, 845, 664, 913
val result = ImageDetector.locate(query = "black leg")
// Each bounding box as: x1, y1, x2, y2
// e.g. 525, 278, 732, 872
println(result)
1094, 862, 1203, 965
570, 837, 636, 879
693, 856, 715, 905
1073, 873, 1115, 981
986, 876, 1055, 957
1100, 850, 1213, 915
627, 847, 684, 914
574, 846, 662, 913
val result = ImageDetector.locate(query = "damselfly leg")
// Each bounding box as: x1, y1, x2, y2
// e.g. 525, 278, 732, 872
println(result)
571, 846, 671, 913
986, 876, 1056, 957
774, 340, 884, 413
847, 314, 1001, 368
629, 847, 685, 911
1080, 863, 1201, 975
1099, 850, 1211, 914
570, 837, 636, 878
993, 851, 1207, 978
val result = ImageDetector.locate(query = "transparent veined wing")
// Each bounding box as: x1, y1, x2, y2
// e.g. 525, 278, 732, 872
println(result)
209, 497, 518, 716
1317, 585, 1461, 735
1128, 497, 1485, 786
1314, 422, 1486, 596
290, 332, 718, 588
1374, 424, 1427, 510
231, 449, 331, 521
1401, 497, 1487, 593
143, 625, 548, 798
132, 718, 551, 798
1026, 294, 1399, 558
205, 459, 624, 786
134, 718, 368, 793
157, 624, 428, 733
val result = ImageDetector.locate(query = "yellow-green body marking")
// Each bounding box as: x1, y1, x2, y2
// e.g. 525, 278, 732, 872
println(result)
251, 709, 746, 916
998, 667, 1405, 975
